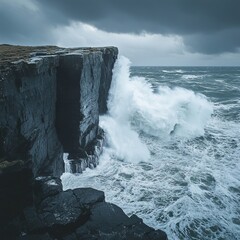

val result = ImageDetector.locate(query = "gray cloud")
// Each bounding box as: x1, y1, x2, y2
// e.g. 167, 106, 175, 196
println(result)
37, 0, 240, 34
37, 0, 240, 54
0, 1, 56, 45
185, 28, 240, 54
0, 0, 240, 55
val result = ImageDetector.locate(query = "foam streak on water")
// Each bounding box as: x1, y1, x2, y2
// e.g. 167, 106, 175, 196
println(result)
62, 58, 240, 240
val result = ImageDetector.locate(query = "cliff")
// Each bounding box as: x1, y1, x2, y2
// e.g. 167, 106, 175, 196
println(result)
0, 45, 167, 240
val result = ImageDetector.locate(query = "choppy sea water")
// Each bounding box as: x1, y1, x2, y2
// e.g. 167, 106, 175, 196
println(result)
62, 57, 240, 240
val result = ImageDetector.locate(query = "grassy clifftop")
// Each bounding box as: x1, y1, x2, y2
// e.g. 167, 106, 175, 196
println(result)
0, 44, 61, 65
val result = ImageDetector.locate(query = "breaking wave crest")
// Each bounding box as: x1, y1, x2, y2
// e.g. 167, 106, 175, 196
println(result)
100, 56, 213, 163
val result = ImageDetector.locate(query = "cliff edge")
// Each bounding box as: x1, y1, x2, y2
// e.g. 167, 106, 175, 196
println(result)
0, 45, 167, 240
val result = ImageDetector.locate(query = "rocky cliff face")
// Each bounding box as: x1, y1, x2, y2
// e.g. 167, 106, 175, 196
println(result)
56, 48, 116, 172
0, 45, 167, 240
0, 45, 117, 177
0, 56, 63, 177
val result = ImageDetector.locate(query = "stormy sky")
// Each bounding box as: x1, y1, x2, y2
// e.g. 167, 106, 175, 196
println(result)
0, 0, 240, 65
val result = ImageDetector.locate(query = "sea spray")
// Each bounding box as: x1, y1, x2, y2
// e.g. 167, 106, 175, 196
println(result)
62, 64, 240, 240
131, 82, 213, 138
100, 56, 150, 163
100, 56, 213, 163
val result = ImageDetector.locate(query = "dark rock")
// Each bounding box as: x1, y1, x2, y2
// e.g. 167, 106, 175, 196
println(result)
33, 176, 63, 205
75, 202, 168, 240
99, 48, 118, 114
0, 165, 33, 223
37, 188, 105, 228
81, 202, 129, 231
73, 188, 105, 206
0, 46, 118, 178
55, 54, 83, 156
38, 190, 84, 228
55, 48, 117, 163
64, 128, 106, 173
23, 206, 44, 233
62, 233, 78, 240
0, 56, 63, 177
123, 215, 168, 240
17, 233, 52, 240
35, 188, 104, 238
0, 216, 23, 240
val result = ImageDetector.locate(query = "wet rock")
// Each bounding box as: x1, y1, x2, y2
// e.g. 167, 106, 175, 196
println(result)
62, 233, 78, 240
0, 45, 118, 177
1, 184, 168, 239
21, 187, 167, 240
35, 188, 104, 238
38, 190, 85, 228
0, 164, 33, 223
33, 176, 63, 204
23, 206, 44, 233
75, 202, 168, 240
0, 55, 63, 177
18, 233, 52, 240
56, 48, 117, 167
98, 48, 117, 114
73, 188, 105, 206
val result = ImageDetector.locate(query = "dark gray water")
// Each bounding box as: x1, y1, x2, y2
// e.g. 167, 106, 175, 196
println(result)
132, 66, 240, 122
62, 59, 240, 240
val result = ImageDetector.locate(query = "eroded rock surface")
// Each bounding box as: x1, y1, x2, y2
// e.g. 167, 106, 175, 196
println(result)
0, 45, 118, 177
17, 180, 167, 240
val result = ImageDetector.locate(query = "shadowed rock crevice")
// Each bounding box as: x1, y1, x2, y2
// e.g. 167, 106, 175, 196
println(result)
99, 48, 117, 114
56, 54, 83, 156
55, 49, 118, 173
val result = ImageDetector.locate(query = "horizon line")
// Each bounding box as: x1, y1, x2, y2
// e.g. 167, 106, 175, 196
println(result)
132, 65, 240, 67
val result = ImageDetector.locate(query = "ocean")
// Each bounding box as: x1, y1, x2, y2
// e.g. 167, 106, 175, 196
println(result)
62, 56, 240, 240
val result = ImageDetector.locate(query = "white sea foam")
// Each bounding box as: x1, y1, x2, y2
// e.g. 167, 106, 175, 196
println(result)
61, 115, 240, 239
132, 83, 213, 138
181, 74, 201, 80
62, 60, 240, 240
162, 69, 184, 73
100, 56, 213, 164
100, 56, 150, 163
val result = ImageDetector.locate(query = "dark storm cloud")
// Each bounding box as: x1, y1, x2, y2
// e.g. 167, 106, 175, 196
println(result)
37, 0, 240, 35
1, 0, 240, 54
185, 28, 240, 54
36, 0, 240, 54
0, 2, 55, 45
